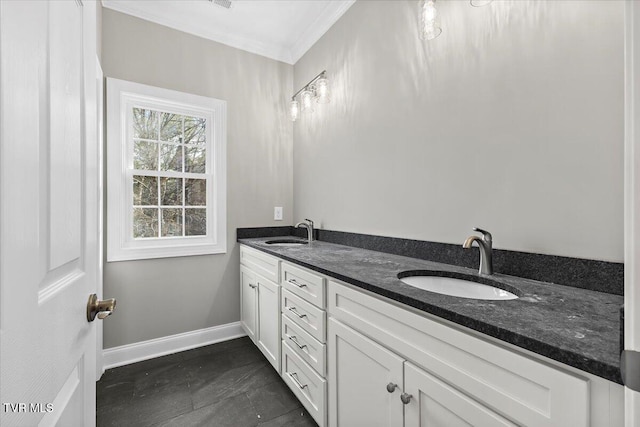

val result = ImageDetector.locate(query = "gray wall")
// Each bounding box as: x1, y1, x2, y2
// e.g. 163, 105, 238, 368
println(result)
102, 0, 624, 348
102, 9, 293, 348
293, 0, 624, 262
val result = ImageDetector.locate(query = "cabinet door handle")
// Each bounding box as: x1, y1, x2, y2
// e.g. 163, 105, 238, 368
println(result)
386, 383, 398, 393
288, 279, 307, 288
249, 283, 257, 289
400, 393, 412, 404
287, 334, 307, 350
288, 372, 308, 389
287, 306, 307, 319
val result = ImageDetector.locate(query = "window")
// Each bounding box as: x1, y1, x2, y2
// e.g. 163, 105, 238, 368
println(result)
107, 78, 226, 261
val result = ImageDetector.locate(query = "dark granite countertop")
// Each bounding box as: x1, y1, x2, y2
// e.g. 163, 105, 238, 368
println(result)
239, 236, 623, 384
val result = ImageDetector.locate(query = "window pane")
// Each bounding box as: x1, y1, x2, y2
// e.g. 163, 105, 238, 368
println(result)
133, 108, 158, 140
160, 113, 183, 143
160, 143, 183, 172
185, 146, 206, 173
161, 208, 183, 237
185, 208, 206, 236
185, 179, 206, 206
184, 116, 206, 144
134, 140, 158, 170
133, 208, 158, 238
160, 177, 182, 206
133, 175, 158, 206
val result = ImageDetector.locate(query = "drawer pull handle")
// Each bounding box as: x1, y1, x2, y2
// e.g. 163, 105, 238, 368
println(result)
249, 283, 257, 289
287, 334, 308, 350
289, 372, 308, 390
400, 393, 412, 404
287, 306, 307, 319
288, 279, 307, 288
386, 383, 398, 393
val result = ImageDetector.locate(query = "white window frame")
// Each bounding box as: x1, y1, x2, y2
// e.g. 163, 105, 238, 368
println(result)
106, 78, 226, 261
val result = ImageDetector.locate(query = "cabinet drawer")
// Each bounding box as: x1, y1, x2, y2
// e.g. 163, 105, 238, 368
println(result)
282, 315, 326, 377
282, 262, 325, 309
328, 281, 589, 427
282, 289, 325, 343
282, 341, 326, 427
240, 245, 280, 284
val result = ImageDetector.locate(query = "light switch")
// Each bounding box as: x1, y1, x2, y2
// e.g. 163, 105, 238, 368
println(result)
274, 207, 283, 221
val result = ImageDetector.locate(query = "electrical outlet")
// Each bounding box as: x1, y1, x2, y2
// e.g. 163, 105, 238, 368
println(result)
274, 207, 283, 221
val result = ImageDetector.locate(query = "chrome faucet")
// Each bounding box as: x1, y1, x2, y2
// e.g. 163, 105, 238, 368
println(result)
295, 219, 314, 243
463, 227, 494, 275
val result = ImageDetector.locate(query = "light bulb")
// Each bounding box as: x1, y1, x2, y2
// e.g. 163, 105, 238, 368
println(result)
290, 99, 299, 122
301, 87, 314, 113
315, 77, 331, 104
470, 0, 492, 6
423, 0, 436, 21
419, 0, 442, 41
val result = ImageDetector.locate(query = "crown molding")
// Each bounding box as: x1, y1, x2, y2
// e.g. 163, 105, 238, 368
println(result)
289, 0, 356, 64
102, 0, 355, 65
102, 0, 291, 63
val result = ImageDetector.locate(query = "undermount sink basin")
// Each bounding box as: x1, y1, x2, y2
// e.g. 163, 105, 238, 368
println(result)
265, 239, 308, 247
398, 273, 519, 300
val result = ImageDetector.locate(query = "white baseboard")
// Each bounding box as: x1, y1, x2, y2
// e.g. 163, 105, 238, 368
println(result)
102, 321, 246, 370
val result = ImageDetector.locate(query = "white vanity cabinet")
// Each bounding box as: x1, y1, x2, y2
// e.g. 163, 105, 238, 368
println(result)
327, 281, 624, 427
328, 318, 514, 427
239, 245, 624, 427
240, 245, 281, 372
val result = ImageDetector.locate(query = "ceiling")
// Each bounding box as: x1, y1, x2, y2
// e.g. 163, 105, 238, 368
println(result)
102, 0, 356, 64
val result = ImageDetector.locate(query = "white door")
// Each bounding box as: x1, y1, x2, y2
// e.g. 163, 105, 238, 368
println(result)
328, 318, 404, 427
404, 362, 516, 427
0, 1, 101, 426
256, 276, 280, 372
626, 1, 640, 426
240, 265, 258, 343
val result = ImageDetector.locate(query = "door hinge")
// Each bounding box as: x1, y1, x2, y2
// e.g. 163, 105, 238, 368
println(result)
621, 350, 640, 392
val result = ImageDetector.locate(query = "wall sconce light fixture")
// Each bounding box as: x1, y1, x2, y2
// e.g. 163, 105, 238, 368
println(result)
419, 0, 442, 41
290, 70, 330, 122
418, 0, 493, 41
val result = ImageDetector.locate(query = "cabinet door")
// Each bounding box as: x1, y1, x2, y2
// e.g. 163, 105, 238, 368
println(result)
328, 318, 403, 427
240, 265, 258, 343
404, 362, 516, 427
257, 277, 280, 372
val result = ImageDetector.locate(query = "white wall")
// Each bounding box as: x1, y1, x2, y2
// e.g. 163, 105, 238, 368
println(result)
293, 0, 624, 262
102, 9, 293, 348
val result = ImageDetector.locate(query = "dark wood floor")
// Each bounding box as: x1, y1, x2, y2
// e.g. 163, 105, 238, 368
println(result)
97, 337, 318, 427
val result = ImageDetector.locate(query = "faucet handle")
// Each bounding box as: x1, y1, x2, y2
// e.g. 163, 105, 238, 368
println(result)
473, 227, 492, 243
305, 218, 314, 228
